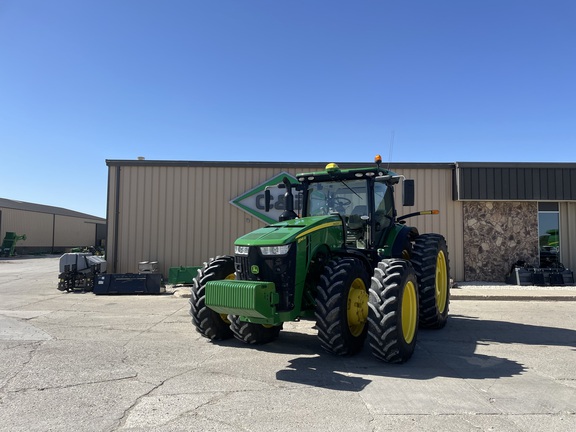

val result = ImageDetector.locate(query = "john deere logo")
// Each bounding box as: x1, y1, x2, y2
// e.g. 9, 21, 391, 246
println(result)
230, 172, 301, 224
251, 265, 260, 275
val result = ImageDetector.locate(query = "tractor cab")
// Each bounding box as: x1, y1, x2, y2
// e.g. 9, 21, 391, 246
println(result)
295, 157, 413, 252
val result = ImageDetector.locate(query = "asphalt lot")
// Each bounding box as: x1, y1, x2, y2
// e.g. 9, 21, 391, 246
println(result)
1, 256, 575, 432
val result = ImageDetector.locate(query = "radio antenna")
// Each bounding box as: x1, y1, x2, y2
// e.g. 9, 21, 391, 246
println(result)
387, 130, 395, 170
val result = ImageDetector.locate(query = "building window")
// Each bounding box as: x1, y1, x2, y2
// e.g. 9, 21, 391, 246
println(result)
538, 202, 560, 267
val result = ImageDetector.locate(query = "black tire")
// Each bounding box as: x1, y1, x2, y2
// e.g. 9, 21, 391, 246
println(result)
411, 234, 450, 329
315, 257, 370, 356
228, 315, 281, 344
189, 256, 234, 340
367, 259, 419, 364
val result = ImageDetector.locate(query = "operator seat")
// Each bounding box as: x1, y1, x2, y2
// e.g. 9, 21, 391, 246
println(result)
348, 205, 367, 230
347, 206, 367, 248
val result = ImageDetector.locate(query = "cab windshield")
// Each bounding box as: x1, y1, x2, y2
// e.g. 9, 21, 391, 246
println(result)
306, 179, 390, 218
305, 178, 393, 249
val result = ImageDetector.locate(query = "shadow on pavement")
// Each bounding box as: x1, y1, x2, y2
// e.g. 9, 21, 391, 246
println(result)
267, 314, 576, 391
446, 314, 576, 348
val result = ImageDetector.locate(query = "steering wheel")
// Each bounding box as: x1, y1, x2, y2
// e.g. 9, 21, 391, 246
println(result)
333, 197, 351, 207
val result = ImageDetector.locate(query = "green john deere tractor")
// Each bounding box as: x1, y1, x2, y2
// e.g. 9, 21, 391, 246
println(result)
190, 156, 450, 363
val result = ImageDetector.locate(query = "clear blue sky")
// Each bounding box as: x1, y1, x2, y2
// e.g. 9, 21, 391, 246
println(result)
1, 0, 574, 218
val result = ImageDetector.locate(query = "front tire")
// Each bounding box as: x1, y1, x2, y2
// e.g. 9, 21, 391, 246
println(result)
368, 259, 419, 363
411, 234, 450, 329
315, 257, 370, 356
228, 315, 281, 344
189, 256, 234, 340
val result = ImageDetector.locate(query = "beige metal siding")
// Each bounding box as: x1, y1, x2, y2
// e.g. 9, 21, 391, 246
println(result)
53, 215, 97, 247
109, 165, 322, 275
0, 208, 100, 250
107, 163, 466, 281
0, 208, 54, 246
393, 167, 464, 281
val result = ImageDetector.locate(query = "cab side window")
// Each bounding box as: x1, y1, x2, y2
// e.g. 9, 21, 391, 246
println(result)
374, 183, 393, 231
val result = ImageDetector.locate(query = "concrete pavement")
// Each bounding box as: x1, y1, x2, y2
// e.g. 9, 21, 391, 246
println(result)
1, 256, 575, 432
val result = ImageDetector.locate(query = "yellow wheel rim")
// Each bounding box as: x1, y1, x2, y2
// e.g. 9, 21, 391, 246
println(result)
220, 272, 236, 324
401, 280, 417, 344
435, 251, 448, 314
347, 278, 369, 337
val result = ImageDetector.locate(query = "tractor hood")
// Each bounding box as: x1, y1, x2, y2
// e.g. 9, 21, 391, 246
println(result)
235, 215, 343, 247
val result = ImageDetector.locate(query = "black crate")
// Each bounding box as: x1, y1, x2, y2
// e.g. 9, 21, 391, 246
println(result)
94, 273, 165, 295
506, 267, 575, 286
506, 267, 534, 286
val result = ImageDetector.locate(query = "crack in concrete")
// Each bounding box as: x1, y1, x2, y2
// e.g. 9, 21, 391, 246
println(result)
109, 375, 168, 431
0, 341, 44, 393
3, 295, 67, 311
358, 392, 377, 432
170, 392, 252, 432
126, 390, 252, 432
1, 342, 140, 396
108, 353, 247, 431
0, 341, 40, 350
5, 373, 139, 394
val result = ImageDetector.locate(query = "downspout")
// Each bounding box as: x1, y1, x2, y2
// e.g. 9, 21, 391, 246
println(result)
453, 162, 460, 201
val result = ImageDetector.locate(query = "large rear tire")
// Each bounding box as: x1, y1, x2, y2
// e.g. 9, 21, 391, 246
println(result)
315, 257, 370, 356
228, 315, 281, 344
411, 234, 450, 329
189, 256, 234, 340
367, 259, 419, 363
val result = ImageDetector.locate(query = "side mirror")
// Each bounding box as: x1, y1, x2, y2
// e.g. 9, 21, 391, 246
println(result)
403, 179, 415, 206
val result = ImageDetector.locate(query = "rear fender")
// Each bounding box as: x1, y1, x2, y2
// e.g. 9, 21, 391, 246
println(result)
391, 225, 419, 258
381, 225, 419, 259
329, 248, 374, 277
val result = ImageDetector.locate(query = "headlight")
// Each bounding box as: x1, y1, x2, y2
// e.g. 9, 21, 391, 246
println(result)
234, 245, 250, 256
260, 245, 291, 256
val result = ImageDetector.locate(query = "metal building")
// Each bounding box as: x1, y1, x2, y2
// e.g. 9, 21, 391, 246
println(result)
105, 160, 576, 282
0, 198, 106, 255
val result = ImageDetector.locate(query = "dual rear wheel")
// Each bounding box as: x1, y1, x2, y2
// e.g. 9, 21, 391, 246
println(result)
315, 234, 450, 363
411, 234, 450, 329
367, 259, 419, 363
315, 256, 420, 364
366, 234, 450, 362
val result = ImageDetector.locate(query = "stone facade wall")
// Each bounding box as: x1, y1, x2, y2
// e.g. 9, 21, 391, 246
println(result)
463, 201, 539, 281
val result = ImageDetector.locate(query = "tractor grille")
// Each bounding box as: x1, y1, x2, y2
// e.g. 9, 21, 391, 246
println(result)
235, 246, 297, 311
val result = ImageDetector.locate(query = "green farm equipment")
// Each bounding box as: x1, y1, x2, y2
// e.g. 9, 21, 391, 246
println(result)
190, 156, 450, 363
1, 232, 27, 257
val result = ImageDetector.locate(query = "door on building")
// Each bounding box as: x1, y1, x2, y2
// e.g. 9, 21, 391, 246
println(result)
538, 202, 560, 267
